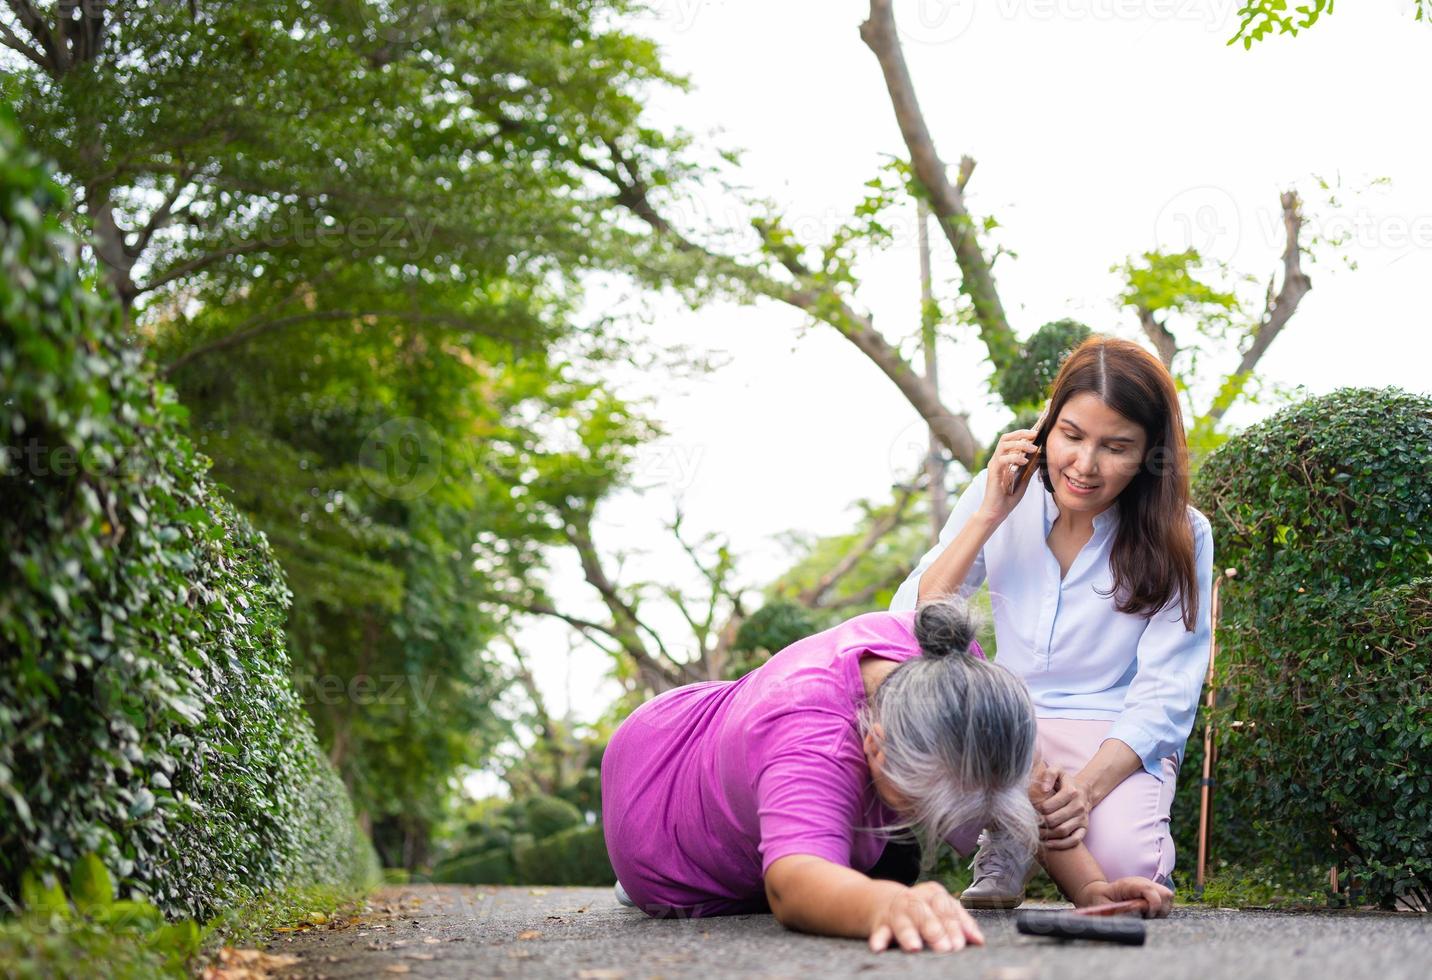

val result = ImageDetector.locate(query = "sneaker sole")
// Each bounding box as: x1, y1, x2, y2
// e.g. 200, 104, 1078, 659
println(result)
957, 891, 1025, 910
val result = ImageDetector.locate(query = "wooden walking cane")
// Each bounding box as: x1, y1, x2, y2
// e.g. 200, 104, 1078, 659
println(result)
1195, 567, 1236, 898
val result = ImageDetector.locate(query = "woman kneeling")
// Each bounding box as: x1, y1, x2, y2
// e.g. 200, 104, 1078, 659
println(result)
601, 597, 1171, 952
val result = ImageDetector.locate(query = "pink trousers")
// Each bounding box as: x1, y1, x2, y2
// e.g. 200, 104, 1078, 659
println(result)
1036, 717, 1179, 885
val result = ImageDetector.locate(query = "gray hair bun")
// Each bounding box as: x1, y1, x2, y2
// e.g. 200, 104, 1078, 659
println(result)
913, 595, 977, 658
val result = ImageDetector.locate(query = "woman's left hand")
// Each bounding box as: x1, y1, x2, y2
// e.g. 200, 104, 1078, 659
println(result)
1035, 770, 1092, 849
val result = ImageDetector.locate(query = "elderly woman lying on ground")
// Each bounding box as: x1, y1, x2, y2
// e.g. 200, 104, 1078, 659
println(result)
601, 597, 1172, 952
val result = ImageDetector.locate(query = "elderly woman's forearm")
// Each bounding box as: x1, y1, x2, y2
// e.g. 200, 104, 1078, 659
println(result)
764, 855, 905, 938
1038, 841, 1109, 906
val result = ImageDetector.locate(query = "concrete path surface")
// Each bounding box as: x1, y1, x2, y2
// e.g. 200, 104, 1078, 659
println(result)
264, 884, 1430, 979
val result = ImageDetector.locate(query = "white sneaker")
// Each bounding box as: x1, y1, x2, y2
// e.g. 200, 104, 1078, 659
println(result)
958, 833, 1037, 909
614, 880, 636, 908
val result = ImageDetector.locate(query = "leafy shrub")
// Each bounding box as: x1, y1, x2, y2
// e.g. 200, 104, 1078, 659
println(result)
525, 795, 583, 840
1189, 387, 1432, 907
0, 109, 378, 920
0, 854, 198, 979
728, 601, 818, 678
513, 825, 615, 887
430, 849, 516, 886
996, 318, 1091, 410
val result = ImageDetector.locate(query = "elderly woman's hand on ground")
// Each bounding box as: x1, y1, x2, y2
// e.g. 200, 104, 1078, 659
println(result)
868, 880, 985, 953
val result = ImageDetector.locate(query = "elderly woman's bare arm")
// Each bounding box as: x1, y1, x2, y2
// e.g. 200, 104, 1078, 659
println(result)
764, 854, 985, 952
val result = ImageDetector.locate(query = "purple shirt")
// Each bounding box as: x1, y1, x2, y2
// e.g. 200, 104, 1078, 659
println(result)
600, 609, 984, 917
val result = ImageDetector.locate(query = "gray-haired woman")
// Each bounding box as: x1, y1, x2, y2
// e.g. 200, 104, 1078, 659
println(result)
601, 597, 1171, 952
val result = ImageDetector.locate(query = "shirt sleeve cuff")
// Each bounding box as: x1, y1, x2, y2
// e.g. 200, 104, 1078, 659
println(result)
760, 841, 852, 878
1101, 720, 1166, 781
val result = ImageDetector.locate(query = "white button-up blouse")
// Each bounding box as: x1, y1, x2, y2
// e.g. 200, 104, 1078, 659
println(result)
889, 466, 1214, 780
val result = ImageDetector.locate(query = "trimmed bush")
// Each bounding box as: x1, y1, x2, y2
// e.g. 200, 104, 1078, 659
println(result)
728, 601, 817, 679
996, 318, 1091, 410
430, 849, 516, 886
1188, 387, 1432, 906
513, 825, 615, 887
524, 795, 582, 840
0, 110, 378, 920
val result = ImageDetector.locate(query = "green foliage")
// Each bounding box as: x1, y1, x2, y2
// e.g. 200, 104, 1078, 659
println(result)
727, 601, 820, 678
995, 319, 1091, 411
1190, 387, 1432, 907
431, 848, 517, 886
1174, 863, 1325, 909
513, 825, 616, 887
437, 794, 613, 886
160, 312, 522, 871
0, 109, 377, 921
1230, 1, 1334, 48
1114, 250, 1241, 331
2, 856, 369, 979
4, 0, 698, 870
1230, 0, 1428, 47
3, 0, 685, 323
767, 492, 944, 616
524, 795, 583, 840
3, 853, 200, 979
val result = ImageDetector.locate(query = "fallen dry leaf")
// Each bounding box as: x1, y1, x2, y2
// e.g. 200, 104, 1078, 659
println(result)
577, 970, 626, 980
517, 929, 542, 940
201, 946, 302, 979
384, 965, 411, 975
409, 953, 435, 961
528, 888, 549, 896
422, 936, 441, 945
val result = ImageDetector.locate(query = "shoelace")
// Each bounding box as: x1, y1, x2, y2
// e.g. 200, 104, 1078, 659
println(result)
969, 849, 1008, 884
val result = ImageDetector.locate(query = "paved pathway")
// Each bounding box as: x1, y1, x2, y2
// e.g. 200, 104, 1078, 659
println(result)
264, 884, 1430, 979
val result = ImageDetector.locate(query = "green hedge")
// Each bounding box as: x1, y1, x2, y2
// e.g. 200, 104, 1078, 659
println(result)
431, 848, 516, 886
514, 825, 616, 887
0, 109, 378, 921
525, 795, 583, 840
1187, 387, 1431, 907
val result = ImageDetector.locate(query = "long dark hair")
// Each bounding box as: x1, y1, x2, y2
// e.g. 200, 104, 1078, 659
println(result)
1032, 336, 1199, 630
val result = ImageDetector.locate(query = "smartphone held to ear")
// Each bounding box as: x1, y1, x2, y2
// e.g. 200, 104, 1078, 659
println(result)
1008, 444, 1040, 496
1007, 408, 1048, 496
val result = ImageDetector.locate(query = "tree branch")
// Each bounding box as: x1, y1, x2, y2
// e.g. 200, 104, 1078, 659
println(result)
1203, 190, 1311, 427
560, 505, 688, 690
800, 469, 924, 608
126, 165, 198, 259
1137, 306, 1180, 368
761, 234, 981, 470
136, 235, 292, 296
580, 143, 982, 471
822, 562, 917, 612
666, 508, 747, 680
160, 309, 369, 377
7, 1, 59, 73
0, 16, 47, 69
860, 0, 1021, 374
492, 595, 623, 642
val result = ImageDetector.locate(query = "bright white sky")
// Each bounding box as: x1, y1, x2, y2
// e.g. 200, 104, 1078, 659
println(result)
471, 0, 1432, 795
